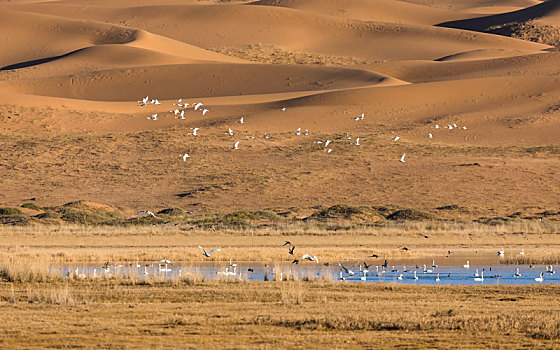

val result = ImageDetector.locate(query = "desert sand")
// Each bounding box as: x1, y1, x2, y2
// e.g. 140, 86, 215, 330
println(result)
0, 0, 559, 219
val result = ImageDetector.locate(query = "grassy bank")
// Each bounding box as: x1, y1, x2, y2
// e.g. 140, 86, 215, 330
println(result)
0, 280, 558, 348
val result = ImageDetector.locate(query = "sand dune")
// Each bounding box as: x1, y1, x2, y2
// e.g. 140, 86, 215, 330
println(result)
438, 0, 560, 30
0, 0, 560, 217
251, 0, 473, 25
5, 3, 548, 62
3, 63, 402, 101
397, 0, 542, 12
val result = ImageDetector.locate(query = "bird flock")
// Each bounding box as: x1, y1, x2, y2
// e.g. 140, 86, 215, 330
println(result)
138, 96, 288, 160
138, 95, 472, 164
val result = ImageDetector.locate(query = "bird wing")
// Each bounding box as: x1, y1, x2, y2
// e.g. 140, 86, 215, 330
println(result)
301, 254, 310, 260
338, 263, 349, 273
209, 249, 221, 255
312, 256, 319, 263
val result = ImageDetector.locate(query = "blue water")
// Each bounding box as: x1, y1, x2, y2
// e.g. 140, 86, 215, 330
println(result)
58, 263, 559, 285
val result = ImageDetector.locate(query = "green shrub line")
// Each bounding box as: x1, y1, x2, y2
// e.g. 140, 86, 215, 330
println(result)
0, 202, 558, 227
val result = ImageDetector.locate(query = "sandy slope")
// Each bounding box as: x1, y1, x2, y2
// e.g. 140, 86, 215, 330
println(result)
438, 0, 560, 30
0, 0, 559, 219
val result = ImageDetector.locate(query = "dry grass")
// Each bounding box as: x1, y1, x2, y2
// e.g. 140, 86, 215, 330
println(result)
1, 222, 559, 264
501, 252, 560, 265
211, 43, 371, 66
0, 224, 559, 348
0, 280, 559, 348
0, 255, 59, 283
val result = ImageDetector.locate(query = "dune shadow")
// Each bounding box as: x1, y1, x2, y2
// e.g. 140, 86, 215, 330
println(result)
436, 0, 560, 32
0, 48, 84, 71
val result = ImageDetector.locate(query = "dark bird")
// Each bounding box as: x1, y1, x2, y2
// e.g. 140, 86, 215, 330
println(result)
402, 247, 409, 251
283, 241, 292, 246
291, 259, 299, 265
363, 261, 371, 269
288, 246, 295, 255
323, 263, 330, 267
420, 234, 429, 239
248, 268, 254, 272
370, 254, 379, 258
382, 260, 388, 268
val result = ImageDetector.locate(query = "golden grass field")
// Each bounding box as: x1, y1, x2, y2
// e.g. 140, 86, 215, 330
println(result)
1, 223, 560, 348
1, 280, 559, 349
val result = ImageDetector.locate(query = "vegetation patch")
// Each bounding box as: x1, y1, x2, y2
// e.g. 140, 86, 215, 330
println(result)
0, 214, 29, 225
0, 207, 23, 215
307, 205, 381, 222
56, 207, 123, 225
157, 208, 189, 217
386, 208, 436, 221
21, 202, 44, 211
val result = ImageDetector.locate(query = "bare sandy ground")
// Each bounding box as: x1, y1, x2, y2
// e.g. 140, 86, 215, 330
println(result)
0, 0, 559, 218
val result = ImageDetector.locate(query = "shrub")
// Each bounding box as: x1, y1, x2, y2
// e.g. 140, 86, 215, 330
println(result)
311, 205, 365, 219
57, 207, 122, 225
0, 214, 29, 225
21, 203, 43, 211
0, 207, 22, 215
157, 208, 188, 216
386, 208, 436, 221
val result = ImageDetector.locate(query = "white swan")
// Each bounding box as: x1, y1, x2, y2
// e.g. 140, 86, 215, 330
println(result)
400, 153, 406, 162
535, 272, 544, 283
233, 141, 240, 150
463, 261, 470, 269
338, 262, 354, 276
301, 254, 319, 263
435, 273, 440, 282
474, 268, 479, 277
474, 271, 484, 282
136, 210, 156, 217
513, 268, 521, 277
198, 246, 221, 257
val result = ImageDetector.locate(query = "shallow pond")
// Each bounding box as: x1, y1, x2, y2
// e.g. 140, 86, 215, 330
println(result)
55, 262, 559, 285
